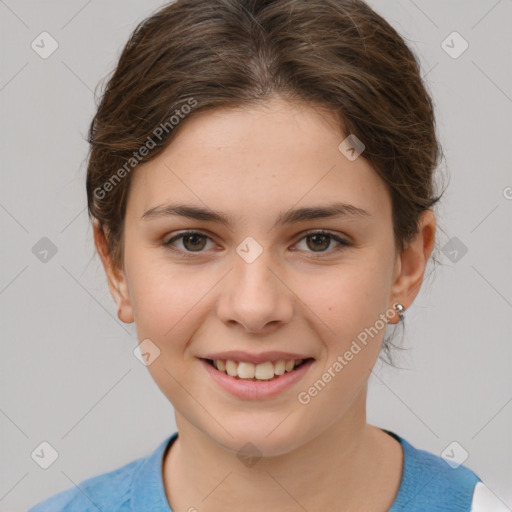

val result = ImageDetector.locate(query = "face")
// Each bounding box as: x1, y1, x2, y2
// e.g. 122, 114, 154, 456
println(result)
96, 96, 433, 456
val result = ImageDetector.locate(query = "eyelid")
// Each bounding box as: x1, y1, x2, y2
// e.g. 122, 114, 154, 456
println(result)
299, 228, 350, 242
164, 229, 218, 251
293, 229, 352, 255
164, 228, 351, 257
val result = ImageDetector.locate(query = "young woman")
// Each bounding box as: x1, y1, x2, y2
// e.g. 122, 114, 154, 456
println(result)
29, 0, 506, 510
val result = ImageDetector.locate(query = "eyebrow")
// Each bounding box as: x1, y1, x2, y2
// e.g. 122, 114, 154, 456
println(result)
141, 201, 371, 229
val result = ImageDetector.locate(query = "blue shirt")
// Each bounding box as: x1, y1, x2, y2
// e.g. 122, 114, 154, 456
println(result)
28, 429, 484, 511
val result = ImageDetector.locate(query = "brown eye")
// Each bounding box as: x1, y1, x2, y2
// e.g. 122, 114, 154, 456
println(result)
181, 233, 207, 251
164, 229, 350, 259
294, 230, 351, 256
165, 231, 213, 253
306, 233, 331, 252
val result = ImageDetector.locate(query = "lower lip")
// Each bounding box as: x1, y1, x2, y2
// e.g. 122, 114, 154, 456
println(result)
199, 358, 314, 400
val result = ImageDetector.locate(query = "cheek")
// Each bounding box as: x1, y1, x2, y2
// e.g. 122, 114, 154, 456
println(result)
125, 247, 209, 343
125, 255, 210, 404
294, 264, 391, 420
292, 257, 392, 344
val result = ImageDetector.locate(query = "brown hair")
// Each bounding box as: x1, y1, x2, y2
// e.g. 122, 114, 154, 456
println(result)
86, 0, 445, 351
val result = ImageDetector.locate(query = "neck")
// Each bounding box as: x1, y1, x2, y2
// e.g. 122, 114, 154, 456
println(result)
162, 389, 402, 512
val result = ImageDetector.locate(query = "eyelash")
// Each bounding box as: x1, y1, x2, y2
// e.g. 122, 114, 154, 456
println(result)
163, 229, 352, 259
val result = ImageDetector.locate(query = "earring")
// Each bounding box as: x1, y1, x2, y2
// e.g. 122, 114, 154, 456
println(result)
395, 303, 405, 322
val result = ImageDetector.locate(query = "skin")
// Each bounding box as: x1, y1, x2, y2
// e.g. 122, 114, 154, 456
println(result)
94, 95, 436, 511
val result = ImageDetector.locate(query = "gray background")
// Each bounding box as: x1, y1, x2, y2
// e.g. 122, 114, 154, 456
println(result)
1, 0, 511, 510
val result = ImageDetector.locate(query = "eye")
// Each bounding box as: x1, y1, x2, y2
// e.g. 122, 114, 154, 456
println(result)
293, 230, 351, 256
164, 229, 351, 258
164, 230, 215, 254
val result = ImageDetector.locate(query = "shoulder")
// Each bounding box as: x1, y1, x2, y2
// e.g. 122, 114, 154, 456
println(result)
387, 431, 481, 511
28, 432, 178, 512
27, 457, 143, 512
402, 437, 480, 490
389, 433, 508, 511
26, 432, 178, 512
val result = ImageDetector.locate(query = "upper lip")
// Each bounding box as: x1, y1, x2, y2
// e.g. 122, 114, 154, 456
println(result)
201, 351, 314, 364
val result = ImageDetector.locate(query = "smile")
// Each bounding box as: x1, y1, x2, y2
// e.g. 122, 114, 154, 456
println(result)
205, 358, 310, 380
199, 357, 315, 400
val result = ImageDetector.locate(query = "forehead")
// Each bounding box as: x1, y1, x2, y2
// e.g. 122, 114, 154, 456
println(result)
127, 98, 391, 224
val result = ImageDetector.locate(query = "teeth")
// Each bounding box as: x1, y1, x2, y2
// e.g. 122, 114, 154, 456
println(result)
254, 361, 275, 380
225, 360, 238, 377
212, 358, 307, 380
274, 360, 285, 376
237, 362, 255, 379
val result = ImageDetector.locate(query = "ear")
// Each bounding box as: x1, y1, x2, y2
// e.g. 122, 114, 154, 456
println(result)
92, 219, 134, 324
390, 209, 436, 317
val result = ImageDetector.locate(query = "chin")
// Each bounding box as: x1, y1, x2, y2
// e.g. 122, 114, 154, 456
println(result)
208, 422, 305, 458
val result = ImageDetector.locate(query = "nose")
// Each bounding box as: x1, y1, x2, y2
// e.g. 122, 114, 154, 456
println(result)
216, 245, 294, 334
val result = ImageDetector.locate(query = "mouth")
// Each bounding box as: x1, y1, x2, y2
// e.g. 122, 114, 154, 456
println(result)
199, 356, 315, 400
201, 357, 315, 381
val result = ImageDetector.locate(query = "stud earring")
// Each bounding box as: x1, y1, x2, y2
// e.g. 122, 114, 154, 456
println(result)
395, 303, 405, 322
